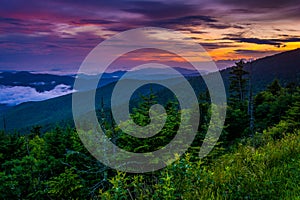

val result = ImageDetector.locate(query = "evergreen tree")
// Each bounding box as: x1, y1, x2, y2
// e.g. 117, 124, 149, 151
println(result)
267, 79, 281, 96
226, 60, 249, 139
284, 88, 300, 129
229, 60, 249, 103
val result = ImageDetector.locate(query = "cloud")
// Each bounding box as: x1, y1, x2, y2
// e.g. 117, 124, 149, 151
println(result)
144, 15, 218, 29
206, 23, 232, 29
101, 14, 222, 33
229, 37, 282, 46
234, 49, 271, 54
215, 0, 300, 21
72, 19, 117, 25
223, 36, 300, 47
0, 0, 299, 73
0, 84, 75, 105
216, 0, 300, 9
201, 42, 237, 50
277, 37, 300, 43
0, 17, 25, 26
121, 1, 197, 19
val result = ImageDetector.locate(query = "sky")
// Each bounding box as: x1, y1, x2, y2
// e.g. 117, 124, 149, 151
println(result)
0, 0, 300, 74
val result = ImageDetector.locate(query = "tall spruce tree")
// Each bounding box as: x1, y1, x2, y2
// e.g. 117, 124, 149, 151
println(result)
229, 60, 249, 104
225, 60, 250, 140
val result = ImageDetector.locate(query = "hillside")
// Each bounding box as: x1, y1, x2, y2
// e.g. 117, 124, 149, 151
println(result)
245, 48, 300, 93
218, 48, 300, 94
1, 48, 299, 132
1, 80, 299, 199
0, 78, 184, 132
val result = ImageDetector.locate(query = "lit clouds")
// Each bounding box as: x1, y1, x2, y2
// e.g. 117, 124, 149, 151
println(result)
0, 0, 300, 72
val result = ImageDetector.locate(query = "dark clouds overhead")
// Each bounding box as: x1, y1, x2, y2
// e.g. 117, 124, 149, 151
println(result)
122, 1, 198, 19
0, 0, 299, 72
234, 49, 278, 55
224, 37, 300, 47
73, 19, 118, 25
217, 0, 300, 20
217, 0, 300, 9
147, 15, 218, 29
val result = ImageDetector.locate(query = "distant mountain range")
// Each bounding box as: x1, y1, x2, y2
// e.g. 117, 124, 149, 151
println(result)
0, 67, 203, 92
0, 48, 299, 132
0, 67, 204, 108
0, 71, 74, 92
0, 70, 122, 93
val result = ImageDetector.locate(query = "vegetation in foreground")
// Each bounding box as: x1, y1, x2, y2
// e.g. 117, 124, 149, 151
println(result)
0, 62, 300, 199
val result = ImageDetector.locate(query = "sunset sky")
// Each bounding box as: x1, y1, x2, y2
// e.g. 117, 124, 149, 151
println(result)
1, 0, 300, 74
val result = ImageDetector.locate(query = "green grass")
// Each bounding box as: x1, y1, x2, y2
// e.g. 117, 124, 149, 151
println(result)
101, 130, 300, 199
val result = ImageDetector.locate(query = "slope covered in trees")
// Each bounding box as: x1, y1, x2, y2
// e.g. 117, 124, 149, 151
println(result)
1, 68, 300, 199
1, 49, 300, 132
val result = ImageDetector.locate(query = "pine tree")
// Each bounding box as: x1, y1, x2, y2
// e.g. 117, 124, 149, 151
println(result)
267, 79, 281, 96
229, 60, 249, 103
226, 60, 249, 140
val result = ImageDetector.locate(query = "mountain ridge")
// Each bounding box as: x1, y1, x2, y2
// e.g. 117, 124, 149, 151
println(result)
1, 48, 299, 132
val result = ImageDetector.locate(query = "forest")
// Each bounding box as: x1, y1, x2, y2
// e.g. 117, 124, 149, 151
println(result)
0, 61, 300, 199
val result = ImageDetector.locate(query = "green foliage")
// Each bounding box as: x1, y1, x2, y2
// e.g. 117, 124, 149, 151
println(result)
254, 85, 295, 132
98, 84, 300, 199
284, 90, 300, 129
47, 167, 85, 199
116, 93, 182, 153
101, 130, 300, 199
225, 101, 249, 140
225, 60, 251, 140
0, 80, 300, 199
229, 60, 249, 103
267, 79, 282, 95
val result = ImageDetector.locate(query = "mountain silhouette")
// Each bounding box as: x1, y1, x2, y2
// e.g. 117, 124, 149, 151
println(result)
1, 48, 299, 132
